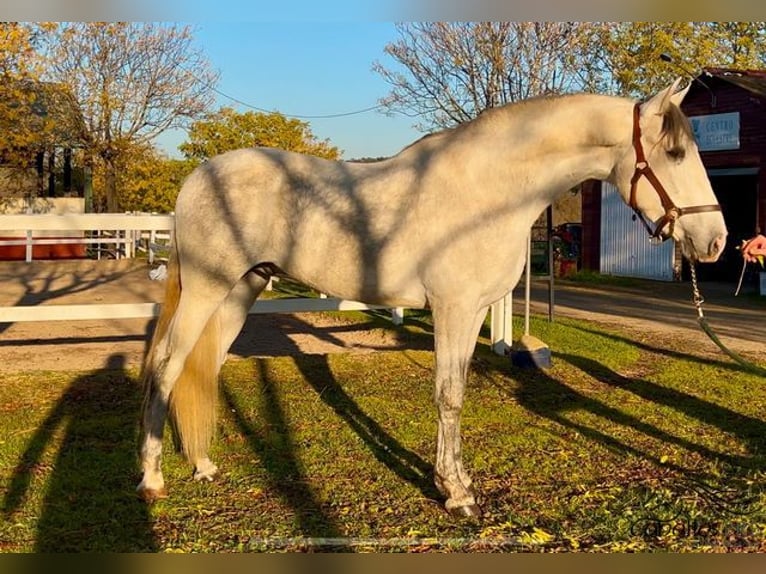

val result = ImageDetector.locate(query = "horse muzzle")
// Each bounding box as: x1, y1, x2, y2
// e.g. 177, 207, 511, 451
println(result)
682, 230, 727, 263
696, 233, 727, 263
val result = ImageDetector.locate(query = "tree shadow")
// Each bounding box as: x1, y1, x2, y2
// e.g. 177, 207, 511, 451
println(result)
219, 313, 439, 546
219, 318, 356, 548
0, 332, 148, 350
0, 259, 158, 336
483, 343, 766, 476
558, 351, 766, 467
2, 353, 157, 552
228, 309, 433, 359
220, 360, 347, 546
293, 354, 437, 499
570, 322, 766, 375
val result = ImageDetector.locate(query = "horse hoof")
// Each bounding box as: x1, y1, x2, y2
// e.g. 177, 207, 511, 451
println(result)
449, 504, 482, 520
193, 459, 218, 482
193, 468, 217, 482
137, 486, 168, 503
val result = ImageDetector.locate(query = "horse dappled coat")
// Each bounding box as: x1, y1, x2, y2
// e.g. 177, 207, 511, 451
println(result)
138, 79, 727, 518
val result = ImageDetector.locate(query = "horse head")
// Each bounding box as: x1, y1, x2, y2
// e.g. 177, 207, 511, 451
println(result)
613, 78, 727, 263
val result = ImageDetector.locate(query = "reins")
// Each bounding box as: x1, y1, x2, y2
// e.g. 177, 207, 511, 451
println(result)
689, 263, 766, 377
628, 103, 722, 241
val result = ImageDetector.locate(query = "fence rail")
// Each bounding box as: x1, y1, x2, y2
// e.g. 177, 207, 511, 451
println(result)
0, 213, 512, 354
0, 298, 396, 323
0, 213, 174, 262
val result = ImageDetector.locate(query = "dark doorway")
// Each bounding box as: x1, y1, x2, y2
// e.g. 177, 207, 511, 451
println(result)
690, 172, 758, 283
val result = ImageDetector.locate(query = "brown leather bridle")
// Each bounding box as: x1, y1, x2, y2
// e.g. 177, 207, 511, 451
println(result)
628, 103, 722, 242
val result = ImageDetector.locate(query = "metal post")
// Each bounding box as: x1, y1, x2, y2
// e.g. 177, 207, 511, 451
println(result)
524, 230, 531, 336
547, 205, 555, 322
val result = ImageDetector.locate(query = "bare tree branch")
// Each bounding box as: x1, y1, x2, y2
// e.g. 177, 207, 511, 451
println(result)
373, 22, 601, 132
42, 23, 218, 211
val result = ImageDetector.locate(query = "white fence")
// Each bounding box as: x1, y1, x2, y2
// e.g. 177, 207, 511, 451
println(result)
0, 213, 513, 354
0, 212, 174, 262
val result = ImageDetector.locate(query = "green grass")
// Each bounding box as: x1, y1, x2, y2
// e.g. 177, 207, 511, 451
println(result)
2, 312, 766, 552
558, 269, 645, 289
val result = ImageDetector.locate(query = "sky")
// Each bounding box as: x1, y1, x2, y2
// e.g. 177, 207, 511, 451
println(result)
155, 22, 423, 161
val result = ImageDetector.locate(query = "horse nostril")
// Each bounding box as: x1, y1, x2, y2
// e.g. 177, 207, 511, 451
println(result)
709, 235, 726, 258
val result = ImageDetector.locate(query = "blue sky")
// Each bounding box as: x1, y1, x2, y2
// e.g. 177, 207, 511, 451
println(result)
156, 22, 422, 160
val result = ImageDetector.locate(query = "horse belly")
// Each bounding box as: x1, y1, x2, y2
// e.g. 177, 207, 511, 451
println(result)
283, 230, 428, 308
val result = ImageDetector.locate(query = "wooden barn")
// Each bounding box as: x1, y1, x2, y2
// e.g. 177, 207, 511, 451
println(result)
581, 69, 766, 285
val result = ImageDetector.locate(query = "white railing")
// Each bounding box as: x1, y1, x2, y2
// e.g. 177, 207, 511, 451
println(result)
0, 213, 512, 354
0, 298, 397, 323
0, 213, 174, 262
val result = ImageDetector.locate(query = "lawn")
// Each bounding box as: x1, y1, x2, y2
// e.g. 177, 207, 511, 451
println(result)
1, 310, 765, 553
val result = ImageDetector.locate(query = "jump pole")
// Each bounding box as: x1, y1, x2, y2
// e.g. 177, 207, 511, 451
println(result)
510, 230, 552, 368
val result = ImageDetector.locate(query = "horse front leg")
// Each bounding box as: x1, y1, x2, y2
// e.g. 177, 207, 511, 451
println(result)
432, 304, 488, 518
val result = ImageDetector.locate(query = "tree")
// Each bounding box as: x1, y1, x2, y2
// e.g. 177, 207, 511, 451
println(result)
375, 22, 766, 130
179, 107, 341, 162
42, 23, 218, 212
595, 22, 766, 98
0, 23, 56, 176
104, 144, 195, 214
373, 22, 601, 131
705, 22, 766, 67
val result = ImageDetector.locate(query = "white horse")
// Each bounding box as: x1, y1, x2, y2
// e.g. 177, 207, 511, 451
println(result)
137, 79, 727, 518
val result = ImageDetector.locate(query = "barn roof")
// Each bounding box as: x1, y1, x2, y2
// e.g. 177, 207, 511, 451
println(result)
700, 68, 766, 99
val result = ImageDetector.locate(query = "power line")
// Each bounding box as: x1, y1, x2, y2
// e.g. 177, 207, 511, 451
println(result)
208, 82, 386, 120
182, 64, 388, 119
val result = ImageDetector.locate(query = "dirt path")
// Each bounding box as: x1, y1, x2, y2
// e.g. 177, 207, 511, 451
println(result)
0, 259, 763, 372
525, 277, 766, 359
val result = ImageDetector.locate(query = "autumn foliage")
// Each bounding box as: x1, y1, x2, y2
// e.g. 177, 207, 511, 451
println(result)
180, 107, 341, 163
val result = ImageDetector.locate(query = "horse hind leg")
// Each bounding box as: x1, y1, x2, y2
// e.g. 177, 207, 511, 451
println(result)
189, 271, 268, 483
137, 277, 234, 501
431, 303, 488, 518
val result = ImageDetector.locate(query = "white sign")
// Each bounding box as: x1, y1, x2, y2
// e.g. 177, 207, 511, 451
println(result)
689, 112, 740, 152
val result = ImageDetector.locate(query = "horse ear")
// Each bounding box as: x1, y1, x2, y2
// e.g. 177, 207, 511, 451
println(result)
670, 78, 691, 106
644, 77, 687, 114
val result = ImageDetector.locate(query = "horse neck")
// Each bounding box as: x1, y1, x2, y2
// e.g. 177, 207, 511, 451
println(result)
436, 95, 634, 205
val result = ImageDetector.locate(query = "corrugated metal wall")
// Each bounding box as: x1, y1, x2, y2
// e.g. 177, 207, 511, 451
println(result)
600, 182, 675, 281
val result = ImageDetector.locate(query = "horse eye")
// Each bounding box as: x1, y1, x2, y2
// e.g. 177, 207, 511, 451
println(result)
666, 147, 685, 161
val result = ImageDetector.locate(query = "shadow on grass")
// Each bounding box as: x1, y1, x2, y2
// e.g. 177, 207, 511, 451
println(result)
1, 353, 157, 552
293, 355, 438, 500
279, 312, 439, 503
570, 322, 766, 376
557, 351, 766, 467
218, 313, 441, 546
220, 359, 347, 546
478, 334, 766, 476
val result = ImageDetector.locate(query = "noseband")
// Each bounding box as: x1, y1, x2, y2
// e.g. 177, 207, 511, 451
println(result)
628, 103, 721, 241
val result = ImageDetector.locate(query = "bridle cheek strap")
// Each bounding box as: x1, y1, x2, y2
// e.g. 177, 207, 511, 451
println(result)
628, 103, 722, 241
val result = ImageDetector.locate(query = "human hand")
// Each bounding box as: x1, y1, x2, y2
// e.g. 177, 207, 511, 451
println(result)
741, 234, 766, 264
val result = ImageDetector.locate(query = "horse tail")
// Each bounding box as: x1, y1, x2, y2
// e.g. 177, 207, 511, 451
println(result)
142, 240, 222, 466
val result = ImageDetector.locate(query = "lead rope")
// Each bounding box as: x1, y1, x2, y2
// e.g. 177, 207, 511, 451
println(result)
690, 263, 766, 377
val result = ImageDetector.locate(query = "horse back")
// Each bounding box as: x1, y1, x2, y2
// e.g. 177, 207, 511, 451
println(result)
172, 148, 433, 306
